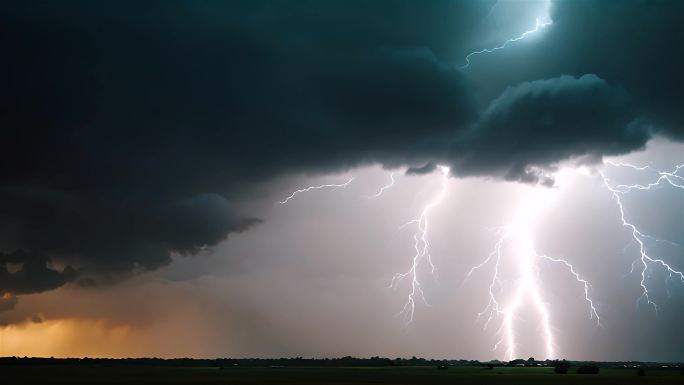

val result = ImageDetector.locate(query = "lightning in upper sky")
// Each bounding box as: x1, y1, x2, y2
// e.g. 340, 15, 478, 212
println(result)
600, 161, 684, 311
367, 172, 396, 199
278, 167, 449, 324
278, 177, 355, 204
390, 166, 450, 323
459, 17, 552, 69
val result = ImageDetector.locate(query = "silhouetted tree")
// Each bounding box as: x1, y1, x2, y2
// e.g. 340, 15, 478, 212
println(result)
554, 360, 570, 374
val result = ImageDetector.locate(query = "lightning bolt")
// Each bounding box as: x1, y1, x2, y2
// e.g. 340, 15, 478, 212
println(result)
538, 255, 600, 323
390, 166, 450, 323
460, 17, 552, 69
464, 187, 598, 360
277, 157, 683, 358
600, 161, 684, 311
604, 160, 684, 192
367, 172, 396, 199
278, 177, 355, 204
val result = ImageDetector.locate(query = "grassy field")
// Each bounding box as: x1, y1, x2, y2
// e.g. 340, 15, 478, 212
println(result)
1, 365, 681, 385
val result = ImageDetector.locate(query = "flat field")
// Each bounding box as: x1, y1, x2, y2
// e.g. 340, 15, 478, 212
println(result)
1, 365, 681, 385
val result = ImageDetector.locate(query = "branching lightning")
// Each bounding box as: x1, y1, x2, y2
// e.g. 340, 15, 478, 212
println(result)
459, 17, 552, 69
276, 156, 683, 359
390, 166, 450, 323
600, 161, 684, 311
254, 0, 684, 361
463, 191, 599, 360
278, 177, 354, 204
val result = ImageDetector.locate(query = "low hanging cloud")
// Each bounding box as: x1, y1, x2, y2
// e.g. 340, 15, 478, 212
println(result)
0, 251, 78, 296
449, 74, 649, 183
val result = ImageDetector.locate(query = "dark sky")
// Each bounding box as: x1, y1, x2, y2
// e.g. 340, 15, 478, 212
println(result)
1, 0, 684, 360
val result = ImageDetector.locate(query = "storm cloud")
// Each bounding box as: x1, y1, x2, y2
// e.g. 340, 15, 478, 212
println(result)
1, 0, 683, 299
0, 250, 78, 295
0, 0, 485, 295
450, 74, 648, 183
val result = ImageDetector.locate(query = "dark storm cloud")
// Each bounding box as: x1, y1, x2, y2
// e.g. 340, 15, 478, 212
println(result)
547, 0, 684, 138
471, 0, 684, 140
405, 162, 438, 175
0, 0, 488, 295
449, 74, 648, 183
2, 0, 684, 298
0, 250, 78, 297
443, 0, 684, 184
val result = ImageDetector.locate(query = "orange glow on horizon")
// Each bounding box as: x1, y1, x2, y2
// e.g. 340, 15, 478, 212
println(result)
0, 318, 134, 358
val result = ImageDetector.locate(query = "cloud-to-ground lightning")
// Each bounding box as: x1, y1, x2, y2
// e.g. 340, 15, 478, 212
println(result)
278, 177, 355, 204
367, 172, 396, 199
600, 161, 684, 311
278, 158, 682, 358
463, 187, 599, 360
459, 17, 552, 69
390, 166, 450, 323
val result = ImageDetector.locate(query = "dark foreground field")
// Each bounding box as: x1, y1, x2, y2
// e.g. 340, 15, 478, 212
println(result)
1, 365, 682, 385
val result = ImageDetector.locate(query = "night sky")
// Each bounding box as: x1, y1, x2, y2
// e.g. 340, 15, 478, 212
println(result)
1, 0, 684, 361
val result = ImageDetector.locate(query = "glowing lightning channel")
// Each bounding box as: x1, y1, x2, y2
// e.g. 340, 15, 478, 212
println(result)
459, 17, 552, 69
390, 166, 450, 323
278, 177, 355, 204
464, 187, 598, 360
600, 161, 684, 311
538, 255, 600, 323
367, 172, 396, 199
605, 160, 684, 192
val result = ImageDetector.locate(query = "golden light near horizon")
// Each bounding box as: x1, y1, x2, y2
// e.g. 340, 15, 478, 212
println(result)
1, 319, 133, 358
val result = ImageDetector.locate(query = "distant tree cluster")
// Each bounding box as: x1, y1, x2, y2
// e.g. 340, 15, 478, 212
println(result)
0, 356, 479, 368
0, 356, 680, 371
